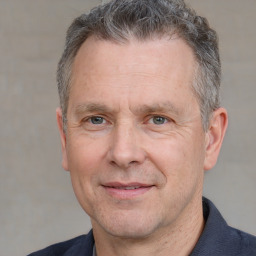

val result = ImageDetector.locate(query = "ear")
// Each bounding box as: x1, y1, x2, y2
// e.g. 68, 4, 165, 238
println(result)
204, 107, 228, 171
56, 107, 69, 171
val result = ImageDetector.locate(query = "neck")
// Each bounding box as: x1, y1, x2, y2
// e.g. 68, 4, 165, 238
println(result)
92, 196, 205, 256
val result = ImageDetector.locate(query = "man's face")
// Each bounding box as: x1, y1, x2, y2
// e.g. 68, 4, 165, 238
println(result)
58, 37, 210, 238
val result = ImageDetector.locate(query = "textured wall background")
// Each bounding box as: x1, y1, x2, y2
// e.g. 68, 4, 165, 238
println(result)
0, 1, 255, 255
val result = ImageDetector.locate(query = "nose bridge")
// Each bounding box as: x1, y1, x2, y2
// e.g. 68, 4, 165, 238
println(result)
108, 120, 145, 168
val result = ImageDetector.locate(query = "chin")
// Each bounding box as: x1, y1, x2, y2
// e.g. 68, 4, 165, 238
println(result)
106, 224, 158, 239
92, 210, 162, 240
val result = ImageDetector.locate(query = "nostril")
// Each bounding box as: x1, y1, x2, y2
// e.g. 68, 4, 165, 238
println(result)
110, 160, 137, 167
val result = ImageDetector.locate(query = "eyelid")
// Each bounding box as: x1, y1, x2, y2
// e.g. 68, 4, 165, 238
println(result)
91, 116, 106, 124
81, 114, 173, 124
80, 115, 111, 132
82, 115, 107, 123
146, 114, 171, 123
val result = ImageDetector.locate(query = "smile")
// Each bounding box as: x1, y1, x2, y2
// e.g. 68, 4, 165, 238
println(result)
102, 183, 154, 199
111, 186, 141, 190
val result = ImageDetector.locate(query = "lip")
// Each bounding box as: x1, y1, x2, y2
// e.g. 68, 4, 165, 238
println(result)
102, 182, 154, 199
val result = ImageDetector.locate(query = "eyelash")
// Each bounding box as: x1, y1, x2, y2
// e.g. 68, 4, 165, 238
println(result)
83, 116, 107, 125
147, 116, 169, 125
83, 115, 171, 126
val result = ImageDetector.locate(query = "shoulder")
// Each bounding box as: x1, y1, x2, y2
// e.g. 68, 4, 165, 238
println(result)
226, 226, 256, 255
27, 230, 94, 256
191, 198, 256, 256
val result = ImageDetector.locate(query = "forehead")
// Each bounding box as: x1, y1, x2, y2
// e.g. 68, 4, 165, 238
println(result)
69, 36, 197, 112
72, 35, 195, 76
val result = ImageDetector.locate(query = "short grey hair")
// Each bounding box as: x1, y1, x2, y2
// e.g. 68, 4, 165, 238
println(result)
57, 0, 221, 131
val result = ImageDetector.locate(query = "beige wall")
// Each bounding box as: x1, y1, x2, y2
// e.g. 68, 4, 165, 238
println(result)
0, 1, 255, 255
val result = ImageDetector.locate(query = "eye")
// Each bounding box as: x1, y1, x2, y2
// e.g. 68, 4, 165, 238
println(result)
88, 116, 105, 125
149, 116, 168, 125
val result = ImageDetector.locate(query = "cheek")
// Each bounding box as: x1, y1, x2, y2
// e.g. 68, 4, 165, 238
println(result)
65, 139, 104, 216
149, 138, 187, 173
66, 137, 106, 199
67, 136, 106, 173
147, 135, 204, 187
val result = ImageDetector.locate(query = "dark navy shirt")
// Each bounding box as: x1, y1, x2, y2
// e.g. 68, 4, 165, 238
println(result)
28, 198, 256, 256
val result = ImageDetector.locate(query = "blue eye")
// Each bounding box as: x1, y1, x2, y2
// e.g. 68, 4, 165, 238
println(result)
150, 116, 168, 125
89, 116, 105, 124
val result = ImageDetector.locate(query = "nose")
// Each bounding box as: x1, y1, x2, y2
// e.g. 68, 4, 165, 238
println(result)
107, 122, 146, 169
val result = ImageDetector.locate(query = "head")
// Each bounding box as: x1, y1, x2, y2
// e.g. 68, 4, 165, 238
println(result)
56, 0, 228, 245
57, 0, 221, 132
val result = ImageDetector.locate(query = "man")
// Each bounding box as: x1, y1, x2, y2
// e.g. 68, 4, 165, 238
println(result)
29, 0, 256, 255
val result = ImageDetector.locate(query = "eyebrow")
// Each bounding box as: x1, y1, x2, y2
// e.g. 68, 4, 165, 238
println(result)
72, 101, 181, 117
73, 103, 114, 116
134, 102, 181, 116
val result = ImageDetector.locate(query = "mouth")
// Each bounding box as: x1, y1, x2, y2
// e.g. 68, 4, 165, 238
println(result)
114, 186, 141, 190
102, 182, 154, 199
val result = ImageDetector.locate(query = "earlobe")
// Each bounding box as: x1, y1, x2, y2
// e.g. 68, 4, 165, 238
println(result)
56, 108, 69, 171
204, 108, 228, 171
